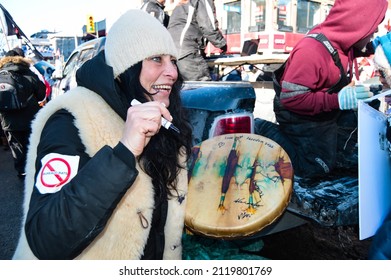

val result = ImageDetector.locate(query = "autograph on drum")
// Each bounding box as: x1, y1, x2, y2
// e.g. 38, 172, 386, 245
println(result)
186, 134, 293, 238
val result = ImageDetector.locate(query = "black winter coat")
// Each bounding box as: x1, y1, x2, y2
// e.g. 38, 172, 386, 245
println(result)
0, 57, 46, 131
24, 52, 168, 260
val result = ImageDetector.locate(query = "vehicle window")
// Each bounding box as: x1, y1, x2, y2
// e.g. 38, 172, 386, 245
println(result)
277, 0, 294, 32
249, 0, 266, 32
296, 0, 322, 33
225, 1, 241, 34
63, 52, 79, 77
78, 48, 97, 65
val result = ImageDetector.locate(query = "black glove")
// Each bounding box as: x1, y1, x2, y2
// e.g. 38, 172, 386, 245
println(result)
220, 44, 227, 54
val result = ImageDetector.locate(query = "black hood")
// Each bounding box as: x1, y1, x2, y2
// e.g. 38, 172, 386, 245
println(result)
75, 51, 129, 120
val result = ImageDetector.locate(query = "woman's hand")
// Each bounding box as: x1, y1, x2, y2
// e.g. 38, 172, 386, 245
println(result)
120, 101, 173, 156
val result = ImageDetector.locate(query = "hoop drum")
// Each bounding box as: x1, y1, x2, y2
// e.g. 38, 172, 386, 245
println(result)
186, 133, 293, 239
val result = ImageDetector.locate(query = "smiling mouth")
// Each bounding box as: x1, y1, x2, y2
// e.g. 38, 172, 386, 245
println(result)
152, 85, 172, 92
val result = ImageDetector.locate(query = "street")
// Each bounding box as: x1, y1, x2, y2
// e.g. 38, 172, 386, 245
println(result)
0, 145, 24, 260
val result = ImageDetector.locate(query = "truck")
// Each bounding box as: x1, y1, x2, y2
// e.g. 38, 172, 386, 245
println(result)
51, 37, 257, 146
50, 37, 360, 241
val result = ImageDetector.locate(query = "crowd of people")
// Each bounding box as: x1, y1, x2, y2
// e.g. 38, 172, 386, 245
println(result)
0, 47, 47, 179
1, 0, 390, 260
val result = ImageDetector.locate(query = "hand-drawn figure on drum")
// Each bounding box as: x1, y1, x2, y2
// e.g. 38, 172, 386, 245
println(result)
218, 136, 240, 212
188, 146, 201, 182
186, 134, 294, 239
243, 145, 264, 215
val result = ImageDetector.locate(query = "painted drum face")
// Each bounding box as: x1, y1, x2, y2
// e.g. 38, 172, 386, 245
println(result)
186, 133, 293, 239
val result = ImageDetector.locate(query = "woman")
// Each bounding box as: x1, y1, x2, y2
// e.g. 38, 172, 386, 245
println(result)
12, 9, 192, 260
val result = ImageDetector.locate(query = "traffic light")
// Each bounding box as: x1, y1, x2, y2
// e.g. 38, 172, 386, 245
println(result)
87, 15, 95, 34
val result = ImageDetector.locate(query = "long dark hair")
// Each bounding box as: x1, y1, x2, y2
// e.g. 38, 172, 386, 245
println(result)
116, 62, 192, 198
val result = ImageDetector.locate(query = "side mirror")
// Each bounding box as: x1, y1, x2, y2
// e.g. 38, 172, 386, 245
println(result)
51, 69, 63, 80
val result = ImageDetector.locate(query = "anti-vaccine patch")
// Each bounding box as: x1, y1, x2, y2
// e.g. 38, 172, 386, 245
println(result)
36, 153, 80, 194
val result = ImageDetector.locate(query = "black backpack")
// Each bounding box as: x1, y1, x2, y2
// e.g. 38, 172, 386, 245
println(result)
0, 69, 33, 111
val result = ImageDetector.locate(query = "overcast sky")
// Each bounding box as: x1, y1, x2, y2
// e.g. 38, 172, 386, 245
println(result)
1, 0, 142, 37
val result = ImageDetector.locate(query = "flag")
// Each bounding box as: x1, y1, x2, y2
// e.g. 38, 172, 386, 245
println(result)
0, 4, 26, 38
0, 9, 16, 36
0, 3, 43, 61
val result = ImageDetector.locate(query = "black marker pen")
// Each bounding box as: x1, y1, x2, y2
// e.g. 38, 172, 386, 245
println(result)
131, 99, 180, 134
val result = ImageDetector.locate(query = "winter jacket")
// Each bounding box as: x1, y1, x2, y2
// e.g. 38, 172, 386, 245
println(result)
277, 0, 387, 120
12, 51, 188, 260
167, 0, 226, 59
267, 0, 388, 178
141, 0, 169, 27
0, 56, 46, 131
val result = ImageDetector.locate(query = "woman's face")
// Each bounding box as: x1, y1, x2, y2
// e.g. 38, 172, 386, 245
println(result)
140, 54, 178, 107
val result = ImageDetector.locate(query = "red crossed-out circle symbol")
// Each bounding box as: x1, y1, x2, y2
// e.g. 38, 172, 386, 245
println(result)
40, 157, 72, 187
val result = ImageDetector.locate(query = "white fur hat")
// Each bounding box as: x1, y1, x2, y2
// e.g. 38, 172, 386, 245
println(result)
105, 9, 178, 78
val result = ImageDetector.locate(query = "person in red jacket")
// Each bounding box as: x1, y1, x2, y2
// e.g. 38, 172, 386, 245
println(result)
255, 0, 388, 178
